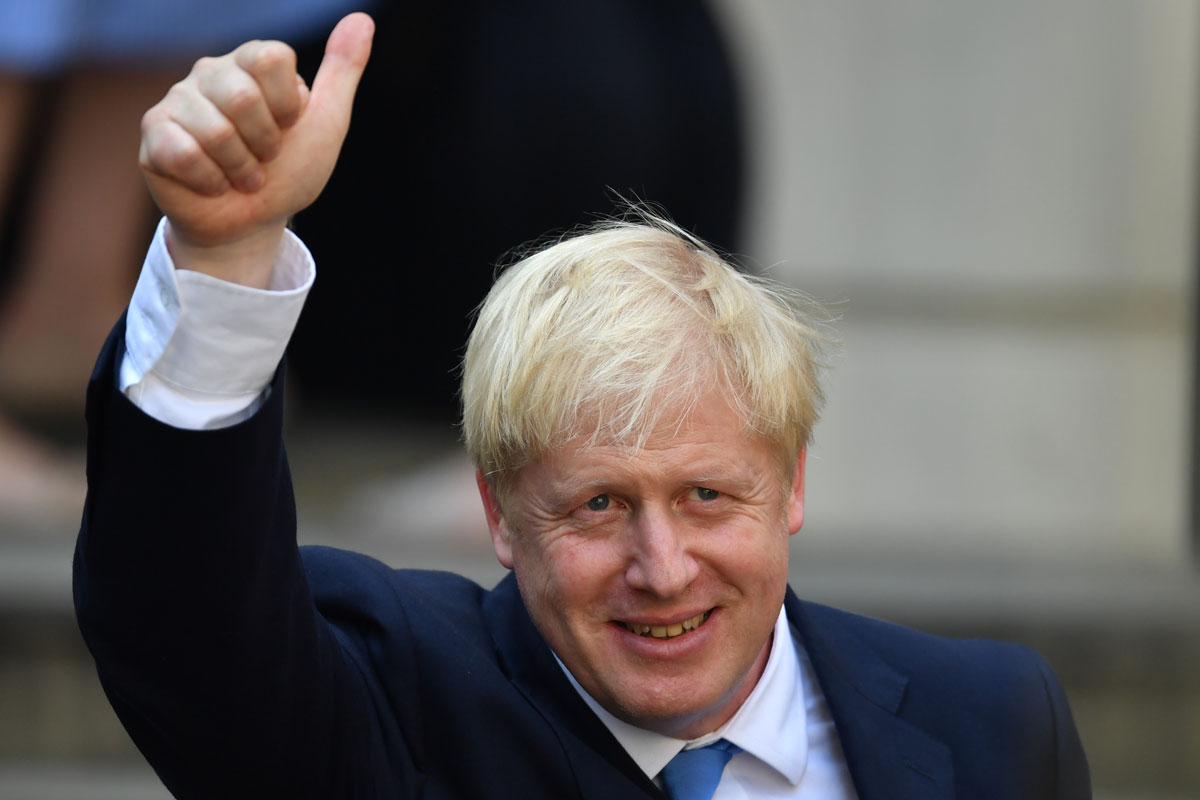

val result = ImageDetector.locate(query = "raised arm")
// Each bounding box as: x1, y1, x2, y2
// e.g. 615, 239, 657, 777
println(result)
74, 16, 408, 799
138, 12, 373, 288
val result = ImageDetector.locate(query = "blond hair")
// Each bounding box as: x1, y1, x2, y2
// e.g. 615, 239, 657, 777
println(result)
461, 212, 829, 488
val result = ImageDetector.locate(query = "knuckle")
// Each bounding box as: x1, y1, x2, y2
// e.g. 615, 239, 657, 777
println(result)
235, 38, 264, 56
204, 119, 239, 150
191, 55, 217, 76
167, 137, 206, 170
140, 105, 166, 136
224, 83, 261, 116
251, 42, 295, 73
162, 82, 191, 105
160, 82, 197, 115
149, 133, 202, 174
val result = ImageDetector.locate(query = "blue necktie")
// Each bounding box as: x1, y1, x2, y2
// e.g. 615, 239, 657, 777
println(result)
660, 739, 742, 800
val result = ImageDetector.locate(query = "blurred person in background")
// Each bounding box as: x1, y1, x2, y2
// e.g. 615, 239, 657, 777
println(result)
0, 0, 372, 522
287, 0, 744, 425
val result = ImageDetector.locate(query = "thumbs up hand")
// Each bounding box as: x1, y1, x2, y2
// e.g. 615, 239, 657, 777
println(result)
138, 13, 374, 287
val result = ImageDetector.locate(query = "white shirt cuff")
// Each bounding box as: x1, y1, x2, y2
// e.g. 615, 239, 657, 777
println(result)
119, 218, 315, 430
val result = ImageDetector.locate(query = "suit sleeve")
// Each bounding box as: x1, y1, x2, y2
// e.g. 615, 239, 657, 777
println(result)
1032, 652, 1091, 800
73, 318, 389, 798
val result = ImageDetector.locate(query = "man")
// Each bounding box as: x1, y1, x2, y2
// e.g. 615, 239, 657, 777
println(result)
74, 13, 1090, 799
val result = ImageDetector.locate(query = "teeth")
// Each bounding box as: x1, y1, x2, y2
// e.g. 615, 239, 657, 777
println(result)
622, 610, 711, 640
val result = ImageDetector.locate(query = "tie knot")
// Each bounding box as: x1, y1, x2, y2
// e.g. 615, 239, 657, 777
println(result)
660, 739, 743, 800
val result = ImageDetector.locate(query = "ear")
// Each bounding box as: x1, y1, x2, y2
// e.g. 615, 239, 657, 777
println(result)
476, 469, 515, 569
786, 448, 806, 535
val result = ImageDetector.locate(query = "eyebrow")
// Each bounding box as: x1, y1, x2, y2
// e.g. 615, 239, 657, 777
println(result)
541, 477, 614, 505
549, 462, 761, 499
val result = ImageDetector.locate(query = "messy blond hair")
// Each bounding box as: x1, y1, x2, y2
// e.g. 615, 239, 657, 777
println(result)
461, 212, 829, 490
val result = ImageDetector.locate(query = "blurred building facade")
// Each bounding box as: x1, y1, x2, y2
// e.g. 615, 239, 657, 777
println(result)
2, 1, 1198, 797
719, 0, 1195, 567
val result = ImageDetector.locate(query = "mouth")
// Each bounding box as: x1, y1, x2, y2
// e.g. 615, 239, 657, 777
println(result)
619, 609, 714, 640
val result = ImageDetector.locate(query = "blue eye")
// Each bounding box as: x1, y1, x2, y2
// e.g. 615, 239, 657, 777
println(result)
585, 495, 611, 511
694, 487, 720, 501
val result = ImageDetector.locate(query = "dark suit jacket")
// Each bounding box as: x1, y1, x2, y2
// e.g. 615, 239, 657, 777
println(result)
74, 320, 1090, 799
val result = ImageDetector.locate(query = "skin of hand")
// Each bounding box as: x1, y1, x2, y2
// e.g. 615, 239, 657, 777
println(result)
138, 12, 375, 288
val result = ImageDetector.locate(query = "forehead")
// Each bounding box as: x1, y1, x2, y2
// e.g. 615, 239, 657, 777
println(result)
513, 388, 783, 495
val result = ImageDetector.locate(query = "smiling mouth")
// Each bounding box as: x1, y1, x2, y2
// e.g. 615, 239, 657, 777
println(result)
620, 609, 713, 640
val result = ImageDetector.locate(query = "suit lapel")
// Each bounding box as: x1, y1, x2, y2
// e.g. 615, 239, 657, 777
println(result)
787, 592, 955, 800
483, 574, 664, 800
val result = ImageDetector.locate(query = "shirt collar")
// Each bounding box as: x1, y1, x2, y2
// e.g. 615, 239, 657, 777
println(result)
556, 604, 810, 786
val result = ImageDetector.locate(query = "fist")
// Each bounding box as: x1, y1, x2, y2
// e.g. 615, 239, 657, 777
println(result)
138, 13, 374, 249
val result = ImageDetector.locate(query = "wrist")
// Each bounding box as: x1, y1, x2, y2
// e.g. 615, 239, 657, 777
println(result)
164, 220, 287, 290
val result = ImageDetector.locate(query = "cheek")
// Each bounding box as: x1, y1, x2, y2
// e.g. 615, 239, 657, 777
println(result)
512, 534, 625, 618
710, 518, 791, 583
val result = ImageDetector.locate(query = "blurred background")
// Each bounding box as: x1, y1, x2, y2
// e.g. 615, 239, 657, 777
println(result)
1, 1, 1197, 797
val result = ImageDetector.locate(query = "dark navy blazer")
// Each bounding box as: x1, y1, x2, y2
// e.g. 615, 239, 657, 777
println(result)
74, 320, 1090, 799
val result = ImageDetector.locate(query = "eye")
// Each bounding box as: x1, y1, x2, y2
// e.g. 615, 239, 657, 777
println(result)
585, 494, 611, 511
691, 486, 721, 502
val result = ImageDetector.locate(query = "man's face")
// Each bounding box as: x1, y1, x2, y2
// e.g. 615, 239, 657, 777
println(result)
477, 389, 806, 739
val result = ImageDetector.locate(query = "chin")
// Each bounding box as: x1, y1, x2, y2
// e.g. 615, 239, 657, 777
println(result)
606, 677, 740, 738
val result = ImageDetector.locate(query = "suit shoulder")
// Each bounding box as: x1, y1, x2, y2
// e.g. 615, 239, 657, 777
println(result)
800, 600, 1041, 665
794, 599, 1054, 708
792, 598, 1090, 795
298, 545, 490, 631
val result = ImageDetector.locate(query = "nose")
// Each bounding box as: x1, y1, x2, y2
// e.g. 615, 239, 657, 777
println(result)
623, 507, 699, 598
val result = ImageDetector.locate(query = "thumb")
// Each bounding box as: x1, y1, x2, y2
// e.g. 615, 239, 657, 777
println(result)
308, 12, 375, 130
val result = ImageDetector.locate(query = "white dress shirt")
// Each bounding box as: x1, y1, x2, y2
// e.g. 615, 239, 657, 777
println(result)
120, 219, 858, 798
